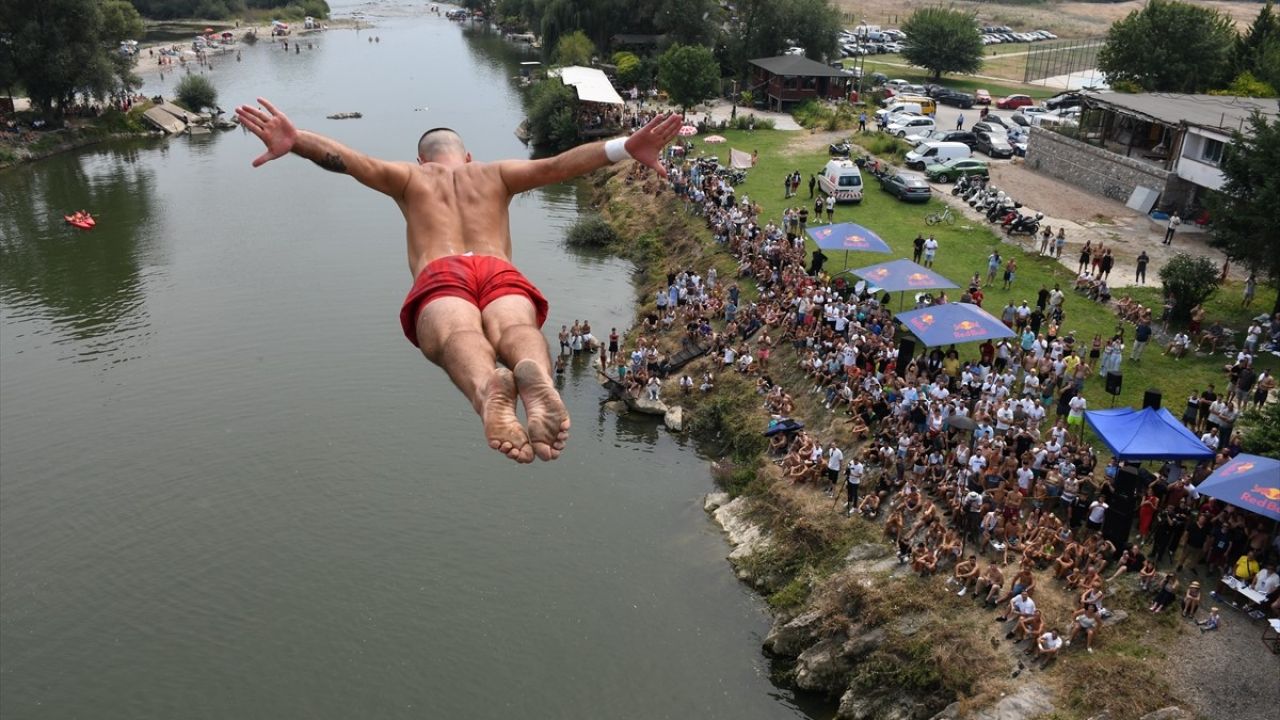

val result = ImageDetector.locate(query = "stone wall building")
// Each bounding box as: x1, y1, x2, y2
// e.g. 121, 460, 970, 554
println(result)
1025, 92, 1278, 221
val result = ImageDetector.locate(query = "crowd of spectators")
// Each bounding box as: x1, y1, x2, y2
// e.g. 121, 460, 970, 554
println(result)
604, 149, 1280, 660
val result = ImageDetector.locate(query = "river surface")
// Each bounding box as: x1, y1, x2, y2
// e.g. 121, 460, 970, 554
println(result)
0, 3, 828, 719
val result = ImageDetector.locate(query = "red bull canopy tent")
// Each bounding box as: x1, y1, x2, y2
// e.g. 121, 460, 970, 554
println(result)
807, 223, 893, 254
895, 302, 1016, 347
1194, 453, 1280, 521
848, 258, 958, 293
1083, 407, 1214, 461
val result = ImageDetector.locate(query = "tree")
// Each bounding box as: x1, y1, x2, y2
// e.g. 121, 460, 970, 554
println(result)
553, 30, 595, 67
525, 77, 578, 150
1, 0, 143, 112
1097, 0, 1236, 93
1238, 402, 1280, 457
1206, 112, 1280, 315
175, 74, 217, 111
722, 0, 840, 79
612, 51, 643, 87
1234, 0, 1280, 90
899, 8, 983, 81
1158, 253, 1222, 323
658, 43, 720, 114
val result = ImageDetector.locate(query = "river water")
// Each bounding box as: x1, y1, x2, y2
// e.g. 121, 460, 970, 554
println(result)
0, 3, 827, 719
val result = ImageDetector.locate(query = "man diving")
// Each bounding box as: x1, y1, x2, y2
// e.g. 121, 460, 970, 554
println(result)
235, 98, 681, 463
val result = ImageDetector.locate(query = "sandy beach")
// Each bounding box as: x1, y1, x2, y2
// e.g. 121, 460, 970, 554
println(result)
132, 18, 361, 78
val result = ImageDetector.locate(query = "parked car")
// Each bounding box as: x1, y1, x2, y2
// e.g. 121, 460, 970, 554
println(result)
1021, 105, 1049, 117
971, 120, 1008, 136
884, 79, 911, 92
996, 94, 1034, 110
1044, 91, 1082, 110
975, 89, 992, 105
935, 88, 975, 108
880, 173, 933, 202
924, 157, 989, 183
1008, 113, 1031, 127
975, 131, 1015, 158
922, 129, 978, 148
888, 116, 936, 138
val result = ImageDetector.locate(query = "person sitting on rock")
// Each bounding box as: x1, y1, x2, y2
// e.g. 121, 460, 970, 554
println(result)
976, 562, 1005, 606
1009, 607, 1044, 644
952, 554, 980, 596
1033, 629, 1063, 665
1066, 603, 1102, 652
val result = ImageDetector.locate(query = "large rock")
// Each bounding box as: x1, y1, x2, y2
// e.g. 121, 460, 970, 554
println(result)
838, 690, 919, 720
1138, 708, 1193, 720
712, 496, 771, 562
794, 637, 853, 692
841, 626, 886, 659
764, 609, 825, 657
704, 492, 730, 513
663, 405, 684, 431
845, 543, 892, 563
630, 396, 668, 415
955, 682, 1054, 720
1101, 608, 1129, 627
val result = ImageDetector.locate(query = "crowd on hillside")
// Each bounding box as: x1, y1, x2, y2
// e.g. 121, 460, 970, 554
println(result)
604, 155, 1280, 661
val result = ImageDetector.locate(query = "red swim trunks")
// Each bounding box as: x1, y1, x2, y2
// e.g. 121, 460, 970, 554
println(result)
400, 254, 549, 348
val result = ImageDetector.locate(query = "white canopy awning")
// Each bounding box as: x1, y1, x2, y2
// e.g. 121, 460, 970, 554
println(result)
551, 66, 624, 105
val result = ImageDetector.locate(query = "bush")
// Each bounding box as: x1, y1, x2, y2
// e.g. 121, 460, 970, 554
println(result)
525, 78, 578, 151
565, 215, 618, 248
727, 114, 775, 131
175, 74, 217, 112
1158, 252, 1220, 322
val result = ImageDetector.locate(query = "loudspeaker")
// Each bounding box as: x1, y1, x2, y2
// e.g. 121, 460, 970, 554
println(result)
1102, 503, 1135, 548
1105, 371, 1123, 396
1143, 388, 1162, 410
1114, 466, 1142, 502
895, 339, 916, 378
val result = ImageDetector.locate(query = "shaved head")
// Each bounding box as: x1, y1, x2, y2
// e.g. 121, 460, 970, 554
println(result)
417, 127, 468, 163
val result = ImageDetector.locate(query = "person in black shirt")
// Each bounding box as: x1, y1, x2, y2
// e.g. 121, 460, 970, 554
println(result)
913, 234, 926, 263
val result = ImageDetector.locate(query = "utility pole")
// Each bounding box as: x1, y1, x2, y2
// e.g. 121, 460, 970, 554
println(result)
731, 79, 738, 121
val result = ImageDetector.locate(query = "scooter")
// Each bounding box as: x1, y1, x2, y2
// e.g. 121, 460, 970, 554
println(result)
1005, 212, 1043, 235
829, 141, 851, 156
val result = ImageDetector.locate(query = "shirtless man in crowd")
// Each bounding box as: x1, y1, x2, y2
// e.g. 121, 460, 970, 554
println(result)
236, 98, 680, 462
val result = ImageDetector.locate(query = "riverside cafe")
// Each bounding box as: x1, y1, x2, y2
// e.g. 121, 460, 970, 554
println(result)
1195, 453, 1280, 622
549, 66, 625, 139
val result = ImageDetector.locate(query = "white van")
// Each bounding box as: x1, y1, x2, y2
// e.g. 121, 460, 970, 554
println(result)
818, 159, 864, 203
874, 101, 922, 122
905, 141, 971, 170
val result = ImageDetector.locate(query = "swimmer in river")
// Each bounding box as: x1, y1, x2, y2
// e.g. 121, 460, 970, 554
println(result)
235, 97, 680, 463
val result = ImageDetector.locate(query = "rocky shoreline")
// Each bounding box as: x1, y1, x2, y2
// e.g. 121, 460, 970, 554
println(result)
592, 163, 1207, 720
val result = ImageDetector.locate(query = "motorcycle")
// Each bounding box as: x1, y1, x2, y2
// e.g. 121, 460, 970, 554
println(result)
1005, 212, 1044, 235
829, 141, 852, 157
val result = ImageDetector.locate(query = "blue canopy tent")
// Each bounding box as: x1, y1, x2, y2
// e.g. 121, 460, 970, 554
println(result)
1194, 453, 1280, 521
895, 303, 1016, 347
1083, 407, 1215, 461
806, 222, 892, 271
847, 258, 959, 308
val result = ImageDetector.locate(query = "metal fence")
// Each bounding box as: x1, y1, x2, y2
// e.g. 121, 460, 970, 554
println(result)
1022, 37, 1105, 85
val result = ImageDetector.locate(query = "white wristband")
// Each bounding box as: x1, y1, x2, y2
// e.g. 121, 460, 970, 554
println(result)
605, 137, 631, 163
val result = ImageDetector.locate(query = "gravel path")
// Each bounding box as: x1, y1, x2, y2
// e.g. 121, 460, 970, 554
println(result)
1164, 601, 1280, 720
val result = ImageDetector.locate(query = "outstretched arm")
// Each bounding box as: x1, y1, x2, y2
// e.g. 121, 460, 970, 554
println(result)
235, 97, 413, 199
498, 113, 683, 195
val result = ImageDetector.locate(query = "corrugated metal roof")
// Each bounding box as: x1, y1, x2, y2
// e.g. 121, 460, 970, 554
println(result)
1085, 91, 1279, 134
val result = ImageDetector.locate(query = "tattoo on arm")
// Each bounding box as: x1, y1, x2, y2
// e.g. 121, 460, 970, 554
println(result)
315, 152, 347, 174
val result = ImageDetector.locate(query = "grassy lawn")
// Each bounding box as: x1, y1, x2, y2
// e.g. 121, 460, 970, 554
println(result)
685, 128, 1278, 426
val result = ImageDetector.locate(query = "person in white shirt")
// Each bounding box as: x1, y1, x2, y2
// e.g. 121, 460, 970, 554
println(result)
845, 459, 864, 512
1199, 427, 1219, 451
1035, 630, 1063, 664
922, 236, 939, 267
1252, 563, 1280, 596
1087, 499, 1108, 531
825, 445, 844, 494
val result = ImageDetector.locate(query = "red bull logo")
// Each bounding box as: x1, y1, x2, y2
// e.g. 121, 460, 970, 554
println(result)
817, 228, 833, 239
869, 268, 890, 280
953, 320, 987, 339
842, 234, 870, 248
1223, 461, 1255, 475
1240, 484, 1280, 515
910, 314, 936, 332
907, 272, 933, 287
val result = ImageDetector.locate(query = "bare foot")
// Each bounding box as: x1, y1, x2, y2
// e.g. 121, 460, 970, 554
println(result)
482, 368, 533, 463
513, 359, 570, 461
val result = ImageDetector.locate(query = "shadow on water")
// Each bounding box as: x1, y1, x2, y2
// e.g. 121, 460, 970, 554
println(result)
0, 140, 161, 358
